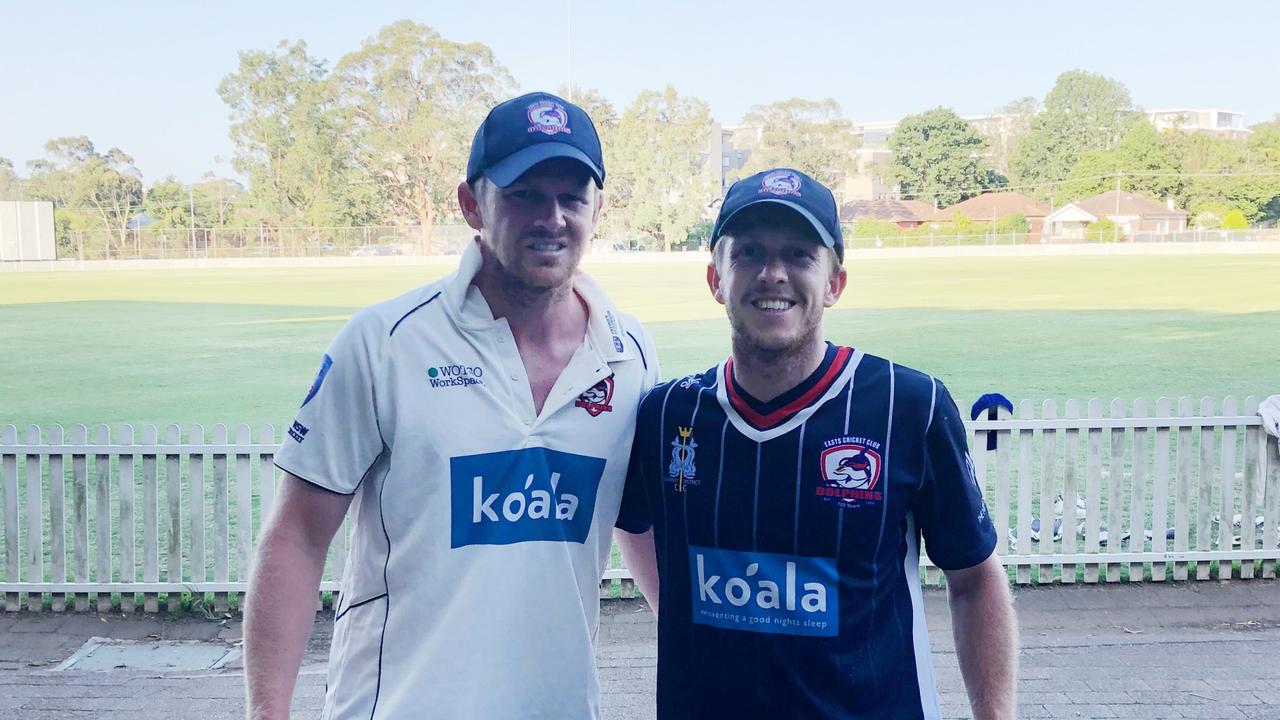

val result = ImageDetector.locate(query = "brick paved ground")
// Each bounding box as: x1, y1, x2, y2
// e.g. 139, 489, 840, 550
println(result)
1, 581, 1277, 719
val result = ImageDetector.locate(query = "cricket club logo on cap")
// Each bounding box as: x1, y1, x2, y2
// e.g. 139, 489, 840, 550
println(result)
759, 169, 803, 196
527, 100, 572, 135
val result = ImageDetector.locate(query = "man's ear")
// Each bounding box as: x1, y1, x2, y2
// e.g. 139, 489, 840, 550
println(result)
707, 261, 726, 306
458, 181, 484, 231
824, 264, 848, 308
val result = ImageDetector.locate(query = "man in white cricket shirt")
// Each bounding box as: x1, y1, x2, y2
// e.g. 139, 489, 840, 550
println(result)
243, 91, 660, 720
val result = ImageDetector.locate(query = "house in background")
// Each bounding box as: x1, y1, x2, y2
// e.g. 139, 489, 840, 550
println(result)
933, 191, 1050, 235
840, 198, 936, 229
1042, 191, 1189, 241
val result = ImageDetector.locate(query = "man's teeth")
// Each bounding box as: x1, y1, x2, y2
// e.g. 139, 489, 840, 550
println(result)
530, 241, 564, 251
753, 299, 794, 311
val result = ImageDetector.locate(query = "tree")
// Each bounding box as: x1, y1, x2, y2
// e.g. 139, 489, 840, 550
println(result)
1058, 121, 1183, 202
1175, 132, 1280, 223
1084, 217, 1117, 242
1010, 70, 1137, 199
557, 86, 626, 239
610, 86, 717, 251
1222, 209, 1248, 229
884, 107, 1003, 207
992, 213, 1028, 234
26, 136, 144, 255
193, 175, 252, 229
986, 96, 1039, 176
332, 21, 515, 251
218, 40, 363, 227
0, 157, 21, 200
739, 98, 860, 197
145, 177, 204, 230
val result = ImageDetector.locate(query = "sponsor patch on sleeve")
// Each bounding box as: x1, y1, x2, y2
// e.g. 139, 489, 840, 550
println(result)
301, 354, 333, 407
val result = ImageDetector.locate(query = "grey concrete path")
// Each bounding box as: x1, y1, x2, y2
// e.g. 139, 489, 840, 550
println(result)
1, 581, 1277, 719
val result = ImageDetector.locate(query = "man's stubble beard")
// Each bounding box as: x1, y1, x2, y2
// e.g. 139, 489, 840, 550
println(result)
726, 303, 825, 369
486, 244, 576, 307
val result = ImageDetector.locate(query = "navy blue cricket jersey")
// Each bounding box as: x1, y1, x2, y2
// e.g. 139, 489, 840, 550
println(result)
616, 343, 996, 719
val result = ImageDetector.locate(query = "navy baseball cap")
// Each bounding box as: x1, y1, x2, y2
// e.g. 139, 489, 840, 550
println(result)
710, 168, 843, 261
466, 91, 604, 188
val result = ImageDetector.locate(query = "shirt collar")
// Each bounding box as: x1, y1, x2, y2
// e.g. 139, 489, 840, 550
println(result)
441, 239, 634, 363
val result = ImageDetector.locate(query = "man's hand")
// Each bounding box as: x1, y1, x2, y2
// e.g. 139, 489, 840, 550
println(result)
614, 528, 659, 615
244, 474, 351, 720
1259, 395, 1280, 438
944, 553, 1018, 720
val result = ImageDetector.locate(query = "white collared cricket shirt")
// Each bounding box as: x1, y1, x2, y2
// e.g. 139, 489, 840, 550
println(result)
276, 242, 660, 720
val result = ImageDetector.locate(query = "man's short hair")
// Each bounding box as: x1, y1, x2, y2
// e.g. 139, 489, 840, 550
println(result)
713, 204, 843, 276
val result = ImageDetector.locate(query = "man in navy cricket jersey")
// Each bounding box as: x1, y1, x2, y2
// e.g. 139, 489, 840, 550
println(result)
613, 168, 1017, 719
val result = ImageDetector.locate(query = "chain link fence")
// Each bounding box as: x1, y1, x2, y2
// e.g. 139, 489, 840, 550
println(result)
14, 225, 1280, 262
55, 225, 479, 261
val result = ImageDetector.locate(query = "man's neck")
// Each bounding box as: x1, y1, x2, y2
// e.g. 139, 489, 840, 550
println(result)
730, 335, 829, 403
472, 263, 585, 342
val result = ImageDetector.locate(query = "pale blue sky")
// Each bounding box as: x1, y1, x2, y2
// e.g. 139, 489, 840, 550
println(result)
3, 0, 1277, 183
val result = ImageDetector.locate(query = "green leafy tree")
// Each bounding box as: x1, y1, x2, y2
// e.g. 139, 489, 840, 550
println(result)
1247, 115, 1280, 163
1058, 121, 1183, 203
0, 157, 21, 200
1084, 217, 1118, 242
1175, 132, 1280, 223
557, 86, 625, 241
219, 40, 363, 227
1010, 70, 1137, 199
992, 212, 1028, 234
610, 86, 717, 251
885, 107, 1004, 206
26, 136, 144, 255
986, 96, 1039, 176
1222, 208, 1248, 229
332, 21, 516, 251
739, 98, 860, 197
194, 175, 252, 229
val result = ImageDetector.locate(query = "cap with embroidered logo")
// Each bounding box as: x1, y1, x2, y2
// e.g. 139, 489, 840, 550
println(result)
710, 168, 843, 261
466, 91, 605, 188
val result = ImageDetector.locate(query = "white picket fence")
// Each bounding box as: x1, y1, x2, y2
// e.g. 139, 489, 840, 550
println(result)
2, 395, 1278, 613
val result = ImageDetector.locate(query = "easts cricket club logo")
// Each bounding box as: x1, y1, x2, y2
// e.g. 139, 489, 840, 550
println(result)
527, 100, 571, 135
574, 376, 614, 416
759, 169, 803, 197
816, 436, 884, 508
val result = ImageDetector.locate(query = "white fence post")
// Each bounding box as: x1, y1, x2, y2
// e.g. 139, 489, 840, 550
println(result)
2, 406, 1277, 610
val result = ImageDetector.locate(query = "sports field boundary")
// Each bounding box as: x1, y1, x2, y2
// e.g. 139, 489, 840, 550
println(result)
2, 240, 1278, 272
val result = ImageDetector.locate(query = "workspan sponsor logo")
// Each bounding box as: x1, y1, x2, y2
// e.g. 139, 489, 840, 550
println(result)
688, 546, 838, 637
427, 363, 485, 388
449, 447, 605, 547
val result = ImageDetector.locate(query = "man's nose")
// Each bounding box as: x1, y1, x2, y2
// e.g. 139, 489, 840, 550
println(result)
531, 198, 568, 232
756, 254, 787, 283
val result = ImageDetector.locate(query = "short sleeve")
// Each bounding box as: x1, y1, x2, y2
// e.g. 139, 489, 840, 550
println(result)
911, 380, 997, 571
615, 386, 661, 534
274, 313, 385, 495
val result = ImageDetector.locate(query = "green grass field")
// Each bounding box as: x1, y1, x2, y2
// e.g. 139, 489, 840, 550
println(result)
2, 253, 1278, 429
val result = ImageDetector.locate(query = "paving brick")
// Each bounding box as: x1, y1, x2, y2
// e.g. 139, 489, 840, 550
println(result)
0, 584, 1277, 719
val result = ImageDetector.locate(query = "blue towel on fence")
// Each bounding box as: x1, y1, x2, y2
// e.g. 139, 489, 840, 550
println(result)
970, 393, 1013, 450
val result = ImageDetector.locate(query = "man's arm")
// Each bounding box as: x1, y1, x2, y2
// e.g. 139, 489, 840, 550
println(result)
614, 528, 659, 615
244, 473, 352, 720
943, 553, 1017, 720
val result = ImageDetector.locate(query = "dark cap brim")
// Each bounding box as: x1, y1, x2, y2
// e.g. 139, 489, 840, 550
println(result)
713, 198, 839, 257
484, 143, 604, 188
